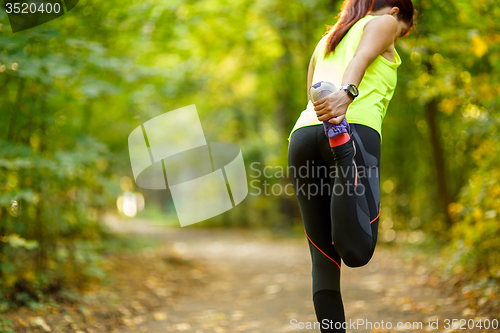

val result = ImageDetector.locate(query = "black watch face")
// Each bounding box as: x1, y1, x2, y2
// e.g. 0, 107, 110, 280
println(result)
350, 85, 359, 97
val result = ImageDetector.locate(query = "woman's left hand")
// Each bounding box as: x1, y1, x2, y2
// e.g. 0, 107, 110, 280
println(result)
313, 90, 352, 124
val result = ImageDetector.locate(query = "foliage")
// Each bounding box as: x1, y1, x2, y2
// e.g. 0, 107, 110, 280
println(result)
0, 0, 499, 309
380, 0, 500, 287
445, 138, 500, 280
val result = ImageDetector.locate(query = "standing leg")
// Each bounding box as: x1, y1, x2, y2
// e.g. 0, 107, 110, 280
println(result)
289, 125, 345, 332
313, 290, 345, 332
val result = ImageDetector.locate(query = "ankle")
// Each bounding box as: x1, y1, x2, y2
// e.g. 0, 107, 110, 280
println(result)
329, 133, 350, 147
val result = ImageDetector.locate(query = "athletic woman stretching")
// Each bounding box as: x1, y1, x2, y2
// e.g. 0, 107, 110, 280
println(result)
288, 0, 415, 331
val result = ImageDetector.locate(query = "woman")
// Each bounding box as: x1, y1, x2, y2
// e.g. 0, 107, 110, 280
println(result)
288, 0, 415, 331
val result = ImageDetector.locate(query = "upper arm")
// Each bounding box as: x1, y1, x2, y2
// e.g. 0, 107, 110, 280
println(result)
353, 15, 398, 65
307, 49, 316, 100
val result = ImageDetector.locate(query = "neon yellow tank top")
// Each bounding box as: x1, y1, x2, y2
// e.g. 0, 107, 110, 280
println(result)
289, 15, 401, 141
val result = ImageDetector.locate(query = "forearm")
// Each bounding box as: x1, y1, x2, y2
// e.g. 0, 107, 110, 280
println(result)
341, 53, 370, 87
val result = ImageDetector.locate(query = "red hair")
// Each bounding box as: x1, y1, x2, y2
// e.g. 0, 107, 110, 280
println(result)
324, 0, 415, 57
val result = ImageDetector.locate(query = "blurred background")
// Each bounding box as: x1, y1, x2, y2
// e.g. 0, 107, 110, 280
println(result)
1, 0, 499, 330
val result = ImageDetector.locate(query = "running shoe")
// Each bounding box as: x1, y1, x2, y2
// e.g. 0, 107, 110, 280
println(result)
309, 81, 350, 139
324, 118, 350, 139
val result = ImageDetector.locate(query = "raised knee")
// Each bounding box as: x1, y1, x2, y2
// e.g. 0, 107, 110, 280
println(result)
340, 245, 375, 268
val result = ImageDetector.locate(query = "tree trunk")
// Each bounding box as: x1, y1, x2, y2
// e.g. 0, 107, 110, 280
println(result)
7, 78, 26, 141
425, 98, 453, 227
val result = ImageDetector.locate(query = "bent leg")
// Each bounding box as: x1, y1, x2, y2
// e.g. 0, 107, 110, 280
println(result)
328, 124, 381, 267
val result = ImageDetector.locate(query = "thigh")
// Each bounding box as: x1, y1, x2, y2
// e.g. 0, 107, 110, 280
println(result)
350, 124, 381, 222
288, 125, 341, 293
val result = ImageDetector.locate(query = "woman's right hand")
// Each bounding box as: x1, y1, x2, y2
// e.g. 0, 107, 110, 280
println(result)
313, 90, 353, 124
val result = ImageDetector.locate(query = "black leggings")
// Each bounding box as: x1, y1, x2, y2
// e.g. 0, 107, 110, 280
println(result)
288, 124, 381, 332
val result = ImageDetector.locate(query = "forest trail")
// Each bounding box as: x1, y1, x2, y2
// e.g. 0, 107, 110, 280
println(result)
107, 218, 478, 333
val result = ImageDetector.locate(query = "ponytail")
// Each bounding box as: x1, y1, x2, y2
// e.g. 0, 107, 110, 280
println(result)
324, 0, 414, 57
325, 0, 374, 57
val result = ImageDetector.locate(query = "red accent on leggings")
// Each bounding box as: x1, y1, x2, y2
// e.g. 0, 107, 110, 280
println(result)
305, 229, 341, 271
329, 133, 350, 147
370, 203, 381, 224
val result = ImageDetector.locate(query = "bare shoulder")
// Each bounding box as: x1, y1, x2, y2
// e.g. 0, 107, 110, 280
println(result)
363, 15, 398, 34
354, 15, 399, 60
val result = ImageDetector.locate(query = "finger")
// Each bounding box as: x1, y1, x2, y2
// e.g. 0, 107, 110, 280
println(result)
328, 114, 345, 125
315, 107, 328, 116
313, 103, 327, 113
312, 96, 328, 107
315, 103, 332, 114
317, 114, 333, 122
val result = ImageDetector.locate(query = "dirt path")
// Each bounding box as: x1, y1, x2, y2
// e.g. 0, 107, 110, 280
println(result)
109, 219, 485, 333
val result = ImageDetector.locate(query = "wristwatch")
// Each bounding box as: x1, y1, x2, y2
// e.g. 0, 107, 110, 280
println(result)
340, 84, 359, 100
